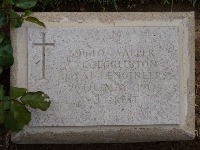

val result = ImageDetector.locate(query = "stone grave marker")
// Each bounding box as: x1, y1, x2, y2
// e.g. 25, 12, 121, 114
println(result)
11, 12, 195, 143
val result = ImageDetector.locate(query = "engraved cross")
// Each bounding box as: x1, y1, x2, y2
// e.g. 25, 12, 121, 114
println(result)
33, 32, 55, 79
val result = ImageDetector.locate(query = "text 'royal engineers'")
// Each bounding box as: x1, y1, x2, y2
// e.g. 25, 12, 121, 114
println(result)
28, 27, 179, 126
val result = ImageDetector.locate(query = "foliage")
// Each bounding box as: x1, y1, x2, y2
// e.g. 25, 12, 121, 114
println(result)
34, 0, 199, 12
0, 86, 50, 132
96, 0, 199, 10
0, 0, 45, 73
35, 0, 61, 11
190, 0, 198, 6
92, 0, 118, 11
0, 0, 50, 132
163, 0, 198, 6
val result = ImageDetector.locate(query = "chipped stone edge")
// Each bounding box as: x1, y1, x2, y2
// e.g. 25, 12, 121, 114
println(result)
10, 12, 195, 144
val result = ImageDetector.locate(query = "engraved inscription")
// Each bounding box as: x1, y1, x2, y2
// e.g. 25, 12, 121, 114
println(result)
33, 32, 55, 79
28, 27, 179, 126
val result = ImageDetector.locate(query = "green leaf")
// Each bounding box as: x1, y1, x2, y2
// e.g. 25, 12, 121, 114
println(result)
0, 43, 14, 67
21, 91, 50, 111
10, 87, 27, 99
25, 17, 45, 27
15, 0, 37, 9
0, 32, 5, 44
21, 10, 33, 17
0, 85, 4, 100
3, 100, 31, 132
9, 9, 24, 28
4, 110, 23, 132
2, 96, 10, 111
3, 0, 15, 5
0, 11, 6, 26
10, 101, 31, 126
0, 102, 3, 124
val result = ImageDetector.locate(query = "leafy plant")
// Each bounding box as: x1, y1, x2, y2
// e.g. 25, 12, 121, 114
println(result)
0, 0, 45, 74
0, 0, 50, 132
0, 86, 50, 132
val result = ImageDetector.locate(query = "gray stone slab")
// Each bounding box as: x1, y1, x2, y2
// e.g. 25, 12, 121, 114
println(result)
10, 12, 195, 144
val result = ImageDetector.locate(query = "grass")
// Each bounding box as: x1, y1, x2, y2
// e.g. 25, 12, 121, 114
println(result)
34, 0, 199, 11
163, 0, 198, 7
34, 0, 62, 11
95, 0, 118, 11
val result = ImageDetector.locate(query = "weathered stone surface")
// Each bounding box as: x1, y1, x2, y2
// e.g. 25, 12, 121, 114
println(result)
10, 12, 195, 144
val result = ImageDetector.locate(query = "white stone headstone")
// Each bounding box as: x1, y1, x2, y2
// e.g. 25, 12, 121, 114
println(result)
11, 12, 195, 144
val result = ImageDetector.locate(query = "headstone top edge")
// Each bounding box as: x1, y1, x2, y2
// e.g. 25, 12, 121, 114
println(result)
28, 12, 194, 24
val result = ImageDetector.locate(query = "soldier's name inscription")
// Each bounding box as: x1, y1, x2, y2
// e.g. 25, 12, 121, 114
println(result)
28, 27, 179, 126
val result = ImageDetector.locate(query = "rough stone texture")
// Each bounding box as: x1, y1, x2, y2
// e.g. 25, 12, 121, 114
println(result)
10, 12, 195, 144
28, 26, 179, 126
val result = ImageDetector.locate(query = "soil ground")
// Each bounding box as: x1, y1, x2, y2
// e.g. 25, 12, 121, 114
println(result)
2, 0, 200, 149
